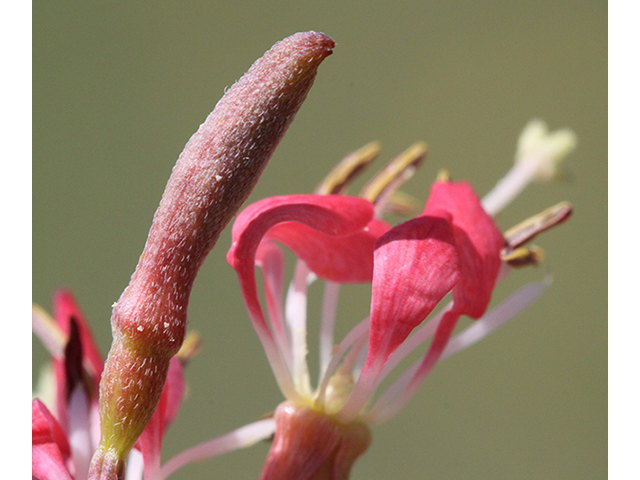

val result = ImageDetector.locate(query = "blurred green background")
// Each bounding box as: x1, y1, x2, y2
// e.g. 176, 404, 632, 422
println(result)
33, 1, 606, 479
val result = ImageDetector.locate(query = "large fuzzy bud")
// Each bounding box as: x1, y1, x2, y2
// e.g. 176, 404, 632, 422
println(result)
89, 31, 334, 479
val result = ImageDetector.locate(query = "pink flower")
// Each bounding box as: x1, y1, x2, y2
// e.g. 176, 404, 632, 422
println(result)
226, 177, 502, 417
225, 135, 573, 478
32, 290, 189, 480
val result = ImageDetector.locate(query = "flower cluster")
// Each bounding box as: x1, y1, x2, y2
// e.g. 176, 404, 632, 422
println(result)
33, 30, 575, 480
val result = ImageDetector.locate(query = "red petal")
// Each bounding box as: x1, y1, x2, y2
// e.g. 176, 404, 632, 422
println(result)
267, 216, 389, 283
365, 213, 463, 370
136, 357, 185, 470
423, 181, 503, 318
32, 400, 73, 480
227, 195, 378, 397
53, 290, 104, 377
228, 194, 378, 282
162, 357, 186, 429
52, 290, 103, 431
228, 194, 376, 344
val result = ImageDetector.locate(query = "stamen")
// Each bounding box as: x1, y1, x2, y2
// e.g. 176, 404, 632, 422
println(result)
441, 280, 549, 360
351, 334, 370, 380
316, 142, 381, 195
285, 261, 314, 397
315, 317, 370, 411
258, 243, 293, 372
360, 142, 427, 214
32, 304, 66, 360
374, 305, 449, 390
385, 311, 461, 422
319, 280, 341, 381
504, 202, 573, 249
362, 358, 418, 425
380, 190, 421, 217
243, 300, 301, 402
366, 279, 549, 425
340, 333, 369, 377
175, 331, 202, 365
515, 119, 577, 181
481, 120, 576, 216
436, 169, 451, 182
502, 246, 545, 268
322, 336, 365, 415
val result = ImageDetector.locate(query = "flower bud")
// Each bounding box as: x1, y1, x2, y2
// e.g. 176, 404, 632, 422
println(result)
89, 31, 334, 479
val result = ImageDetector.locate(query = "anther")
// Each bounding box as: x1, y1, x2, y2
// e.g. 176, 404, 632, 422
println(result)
316, 142, 382, 195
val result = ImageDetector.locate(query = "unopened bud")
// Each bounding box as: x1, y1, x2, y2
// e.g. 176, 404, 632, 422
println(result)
89, 31, 334, 479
